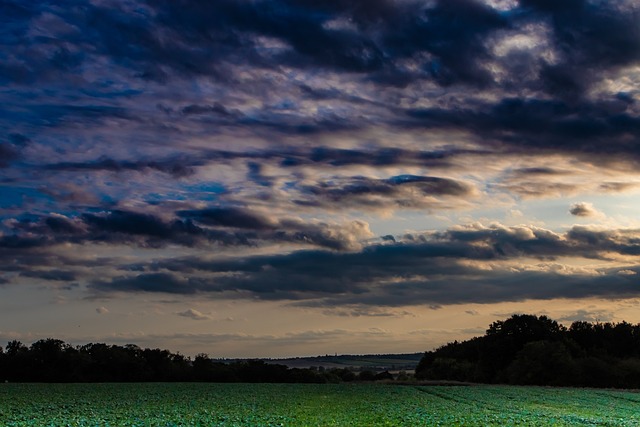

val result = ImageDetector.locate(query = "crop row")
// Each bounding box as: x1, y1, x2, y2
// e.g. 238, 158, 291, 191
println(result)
1, 383, 639, 426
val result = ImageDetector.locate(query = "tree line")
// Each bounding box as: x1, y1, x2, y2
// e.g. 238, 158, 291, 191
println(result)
0, 340, 394, 383
416, 314, 640, 388
4, 314, 640, 386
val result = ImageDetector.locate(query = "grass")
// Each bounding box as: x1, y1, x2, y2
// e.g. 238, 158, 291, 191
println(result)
1, 382, 639, 426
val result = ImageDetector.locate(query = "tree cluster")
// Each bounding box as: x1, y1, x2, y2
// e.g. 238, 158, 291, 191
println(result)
0, 339, 392, 383
415, 314, 640, 388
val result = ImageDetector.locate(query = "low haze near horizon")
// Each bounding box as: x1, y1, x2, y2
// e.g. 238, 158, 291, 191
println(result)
2, 0, 640, 357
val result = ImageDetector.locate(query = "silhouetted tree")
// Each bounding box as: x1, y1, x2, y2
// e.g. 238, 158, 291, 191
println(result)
329, 368, 356, 382
357, 370, 376, 381
29, 339, 77, 382
416, 314, 640, 388
374, 370, 393, 381
4, 340, 28, 382
506, 340, 577, 386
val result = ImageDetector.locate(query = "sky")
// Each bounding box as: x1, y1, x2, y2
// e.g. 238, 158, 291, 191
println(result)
1, 0, 640, 358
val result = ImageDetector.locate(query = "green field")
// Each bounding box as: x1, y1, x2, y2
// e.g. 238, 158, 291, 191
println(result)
1, 383, 639, 426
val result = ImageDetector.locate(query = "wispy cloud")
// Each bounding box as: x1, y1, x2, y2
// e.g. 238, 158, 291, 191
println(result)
176, 308, 211, 321
96, 306, 109, 315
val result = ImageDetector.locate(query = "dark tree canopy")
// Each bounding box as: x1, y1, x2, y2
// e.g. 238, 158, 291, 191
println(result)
0, 340, 390, 383
416, 314, 640, 388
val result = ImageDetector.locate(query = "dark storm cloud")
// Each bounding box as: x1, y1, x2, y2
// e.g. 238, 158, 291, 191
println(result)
3, 0, 637, 167
0, 133, 29, 168
0, 0, 601, 90
92, 273, 197, 295
20, 269, 77, 282
310, 268, 640, 307
232, 146, 469, 169
295, 174, 472, 209
246, 162, 273, 187
299, 147, 468, 168
0, 210, 240, 249
181, 103, 238, 117
0, 234, 49, 249
16, 105, 134, 129
80, 210, 200, 242
44, 216, 85, 234
45, 155, 199, 178
1, 207, 370, 251
90, 0, 637, 92
133, 0, 512, 87
178, 102, 354, 136
90, 224, 640, 305
434, 224, 640, 260
509, 167, 567, 178
178, 206, 372, 250
4, 0, 640, 315
405, 97, 640, 163
521, 0, 640, 98
177, 207, 275, 230
150, 0, 385, 73
36, 146, 470, 184
0, 143, 19, 167
76, 209, 287, 248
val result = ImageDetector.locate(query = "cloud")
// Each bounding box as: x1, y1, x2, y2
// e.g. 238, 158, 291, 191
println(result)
617, 269, 636, 276
294, 174, 474, 210
177, 206, 374, 250
569, 202, 601, 218
520, 0, 640, 98
176, 308, 211, 321
44, 155, 199, 178
0, 133, 29, 167
405, 97, 640, 167
44, 215, 86, 234
555, 309, 614, 323
2, 0, 640, 339
79, 210, 208, 248
321, 306, 413, 318
0, 143, 19, 168
1, 209, 372, 252
599, 182, 639, 193
87, 223, 640, 306
181, 102, 238, 117
177, 207, 276, 230
2, 0, 639, 225
92, 273, 197, 295
20, 269, 77, 282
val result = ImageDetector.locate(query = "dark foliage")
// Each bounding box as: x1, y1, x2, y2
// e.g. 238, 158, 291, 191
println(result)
0, 339, 390, 383
415, 314, 640, 388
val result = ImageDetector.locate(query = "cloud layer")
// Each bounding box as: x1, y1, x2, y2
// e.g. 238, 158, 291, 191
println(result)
2, 0, 640, 354
77, 223, 640, 306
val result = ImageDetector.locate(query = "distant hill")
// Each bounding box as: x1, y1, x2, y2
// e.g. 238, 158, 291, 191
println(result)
259, 353, 424, 371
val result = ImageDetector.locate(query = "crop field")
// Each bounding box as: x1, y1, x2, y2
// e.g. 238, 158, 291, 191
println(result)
1, 383, 639, 426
